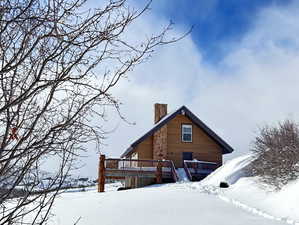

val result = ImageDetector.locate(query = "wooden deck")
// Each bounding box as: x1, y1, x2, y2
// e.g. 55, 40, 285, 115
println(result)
98, 156, 179, 192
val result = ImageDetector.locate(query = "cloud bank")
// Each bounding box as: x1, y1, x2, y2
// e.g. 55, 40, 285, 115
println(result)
80, 1, 299, 177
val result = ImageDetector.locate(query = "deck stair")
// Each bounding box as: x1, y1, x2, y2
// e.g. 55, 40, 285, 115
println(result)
176, 168, 190, 182
183, 160, 219, 181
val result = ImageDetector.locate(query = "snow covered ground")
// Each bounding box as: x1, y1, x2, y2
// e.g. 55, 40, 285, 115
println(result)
24, 154, 299, 225
201, 154, 299, 224
48, 183, 287, 225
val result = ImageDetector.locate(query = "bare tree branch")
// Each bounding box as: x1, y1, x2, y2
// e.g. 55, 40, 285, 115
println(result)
0, 0, 188, 224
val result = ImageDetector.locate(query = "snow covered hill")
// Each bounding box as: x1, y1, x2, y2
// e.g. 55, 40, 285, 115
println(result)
24, 154, 299, 225
47, 183, 287, 225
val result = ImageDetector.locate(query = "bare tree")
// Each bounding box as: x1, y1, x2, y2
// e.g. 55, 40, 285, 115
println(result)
248, 119, 299, 190
0, 0, 186, 224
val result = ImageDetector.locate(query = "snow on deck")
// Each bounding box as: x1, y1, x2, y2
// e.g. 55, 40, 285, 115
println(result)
117, 167, 171, 172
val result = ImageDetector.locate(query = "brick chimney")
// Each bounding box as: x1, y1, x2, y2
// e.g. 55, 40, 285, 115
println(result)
154, 103, 167, 124
153, 103, 168, 160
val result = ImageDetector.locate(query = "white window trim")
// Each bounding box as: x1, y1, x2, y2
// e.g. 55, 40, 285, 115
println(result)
182, 124, 192, 142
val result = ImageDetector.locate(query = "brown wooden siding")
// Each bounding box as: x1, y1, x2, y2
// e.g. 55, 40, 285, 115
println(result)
129, 114, 223, 168
135, 135, 153, 160
167, 115, 222, 167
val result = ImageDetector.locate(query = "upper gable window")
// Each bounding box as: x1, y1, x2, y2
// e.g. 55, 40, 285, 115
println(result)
182, 124, 192, 142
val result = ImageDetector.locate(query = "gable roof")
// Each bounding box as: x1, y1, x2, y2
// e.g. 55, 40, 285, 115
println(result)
120, 106, 234, 158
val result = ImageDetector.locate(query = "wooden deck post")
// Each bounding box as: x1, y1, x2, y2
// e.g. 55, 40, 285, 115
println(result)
156, 161, 162, 184
98, 154, 106, 192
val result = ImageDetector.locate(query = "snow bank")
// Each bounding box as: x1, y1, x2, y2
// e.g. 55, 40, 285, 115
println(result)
202, 154, 254, 186
202, 154, 299, 223
270, 179, 299, 219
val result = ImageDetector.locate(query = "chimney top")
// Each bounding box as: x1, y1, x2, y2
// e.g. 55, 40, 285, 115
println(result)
154, 103, 167, 124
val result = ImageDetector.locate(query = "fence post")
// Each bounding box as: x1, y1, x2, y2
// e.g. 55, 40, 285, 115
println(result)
98, 154, 106, 192
156, 160, 162, 184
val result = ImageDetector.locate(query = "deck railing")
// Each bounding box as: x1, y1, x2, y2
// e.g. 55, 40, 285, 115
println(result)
104, 158, 179, 181
106, 158, 168, 168
183, 160, 219, 181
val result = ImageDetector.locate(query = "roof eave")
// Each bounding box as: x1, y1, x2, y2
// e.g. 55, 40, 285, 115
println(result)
120, 146, 134, 158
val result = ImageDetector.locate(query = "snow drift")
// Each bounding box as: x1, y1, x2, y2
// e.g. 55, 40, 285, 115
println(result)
201, 154, 254, 186
202, 154, 299, 223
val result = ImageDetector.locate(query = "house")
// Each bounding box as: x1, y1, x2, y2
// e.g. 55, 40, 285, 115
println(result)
99, 103, 234, 191
121, 103, 233, 167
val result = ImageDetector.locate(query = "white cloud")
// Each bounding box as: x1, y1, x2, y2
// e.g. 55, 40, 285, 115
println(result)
79, 1, 299, 177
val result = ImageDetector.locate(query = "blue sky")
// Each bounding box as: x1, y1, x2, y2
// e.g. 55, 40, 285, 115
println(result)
134, 0, 292, 63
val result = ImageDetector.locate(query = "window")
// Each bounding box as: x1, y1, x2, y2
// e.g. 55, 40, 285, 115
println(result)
182, 124, 192, 142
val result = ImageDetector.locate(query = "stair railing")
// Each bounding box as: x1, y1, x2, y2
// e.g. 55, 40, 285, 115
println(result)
168, 160, 179, 182
183, 160, 193, 181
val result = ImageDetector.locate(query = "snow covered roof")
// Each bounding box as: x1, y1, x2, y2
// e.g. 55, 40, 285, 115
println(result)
120, 105, 234, 158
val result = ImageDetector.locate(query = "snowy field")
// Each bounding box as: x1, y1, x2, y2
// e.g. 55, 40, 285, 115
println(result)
20, 154, 297, 225
43, 154, 299, 225
48, 183, 287, 225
